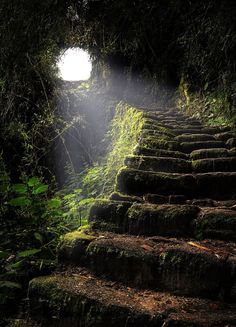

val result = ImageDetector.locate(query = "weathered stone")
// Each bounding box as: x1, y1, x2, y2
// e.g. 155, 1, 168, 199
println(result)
226, 138, 236, 148
89, 200, 132, 233
143, 193, 168, 204
196, 208, 236, 241
125, 155, 191, 173
139, 136, 180, 151
116, 168, 196, 197
134, 146, 189, 159
181, 141, 226, 153
192, 157, 236, 173
214, 132, 234, 141
109, 192, 142, 203
28, 272, 236, 327
190, 148, 229, 160
127, 204, 199, 237
58, 228, 97, 265
175, 134, 215, 143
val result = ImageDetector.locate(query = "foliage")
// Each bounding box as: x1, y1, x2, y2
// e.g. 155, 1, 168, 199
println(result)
75, 101, 144, 198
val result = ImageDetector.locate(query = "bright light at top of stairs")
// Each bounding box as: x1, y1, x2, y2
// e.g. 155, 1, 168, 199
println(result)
57, 48, 92, 81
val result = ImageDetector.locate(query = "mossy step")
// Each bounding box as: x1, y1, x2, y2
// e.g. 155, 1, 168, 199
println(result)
226, 138, 236, 148
109, 192, 143, 203
175, 134, 216, 143
190, 148, 230, 160
173, 128, 223, 135
141, 128, 175, 138
89, 201, 236, 242
139, 137, 180, 151
125, 155, 191, 173
57, 232, 236, 300
192, 157, 236, 173
181, 141, 226, 153
214, 132, 235, 141
196, 208, 236, 241
89, 201, 199, 236
134, 146, 189, 159
28, 271, 236, 327
116, 168, 236, 200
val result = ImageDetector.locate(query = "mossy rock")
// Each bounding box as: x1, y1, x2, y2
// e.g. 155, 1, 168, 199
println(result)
195, 172, 236, 200
196, 208, 236, 241
109, 192, 143, 203
226, 138, 236, 148
58, 227, 97, 265
29, 274, 161, 327
125, 155, 191, 173
192, 157, 236, 173
139, 136, 180, 151
181, 141, 226, 153
214, 132, 235, 141
134, 146, 189, 159
89, 200, 132, 232
116, 168, 196, 197
127, 204, 199, 237
175, 134, 215, 143
190, 148, 229, 160
85, 235, 229, 298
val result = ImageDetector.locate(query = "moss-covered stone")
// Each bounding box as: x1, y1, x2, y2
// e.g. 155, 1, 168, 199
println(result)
175, 134, 215, 143
28, 271, 236, 327
116, 168, 196, 197
192, 157, 236, 173
190, 148, 229, 160
89, 200, 132, 232
58, 227, 97, 265
144, 193, 168, 204
226, 138, 236, 148
86, 235, 228, 298
109, 192, 142, 203
134, 146, 189, 159
196, 208, 236, 241
127, 204, 199, 237
125, 155, 191, 173
29, 274, 162, 327
214, 132, 234, 141
181, 141, 226, 153
195, 172, 236, 200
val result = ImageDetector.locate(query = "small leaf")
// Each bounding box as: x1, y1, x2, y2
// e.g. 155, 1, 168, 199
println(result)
28, 177, 41, 187
8, 260, 24, 269
34, 232, 43, 243
12, 184, 27, 194
74, 188, 82, 194
8, 196, 31, 207
79, 198, 94, 206
63, 193, 76, 200
18, 249, 41, 258
32, 184, 48, 195
47, 198, 61, 209
0, 281, 22, 289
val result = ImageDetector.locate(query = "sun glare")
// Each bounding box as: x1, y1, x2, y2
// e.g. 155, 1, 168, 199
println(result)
57, 48, 92, 81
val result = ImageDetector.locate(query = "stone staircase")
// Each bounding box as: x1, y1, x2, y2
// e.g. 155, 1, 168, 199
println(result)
28, 108, 236, 326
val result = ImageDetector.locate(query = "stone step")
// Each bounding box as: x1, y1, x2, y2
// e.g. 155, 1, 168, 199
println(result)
89, 201, 236, 241
125, 155, 191, 173
190, 148, 230, 160
116, 168, 236, 200
227, 138, 236, 148
192, 157, 236, 173
181, 141, 226, 153
139, 137, 180, 151
141, 128, 175, 138
58, 231, 236, 300
134, 146, 189, 159
175, 134, 216, 143
28, 270, 236, 327
214, 132, 235, 141
173, 127, 228, 135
